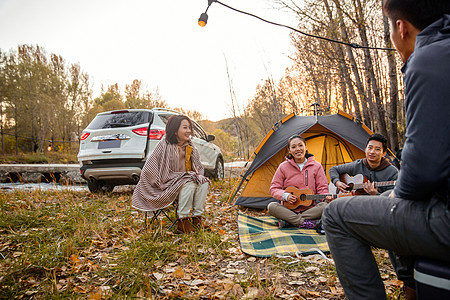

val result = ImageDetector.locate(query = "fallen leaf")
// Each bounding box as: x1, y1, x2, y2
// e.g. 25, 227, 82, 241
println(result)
101, 286, 112, 298
73, 285, 89, 294
220, 278, 235, 290
317, 276, 328, 284
288, 280, 306, 285
246, 287, 259, 299
305, 266, 319, 273
386, 279, 404, 287
136, 289, 145, 298
226, 268, 238, 274
88, 288, 102, 300
172, 267, 185, 279
330, 286, 338, 294
197, 286, 207, 297
69, 254, 80, 264
187, 279, 205, 286
164, 267, 176, 273
232, 284, 244, 297
306, 290, 320, 297
24, 290, 38, 296
13, 251, 23, 257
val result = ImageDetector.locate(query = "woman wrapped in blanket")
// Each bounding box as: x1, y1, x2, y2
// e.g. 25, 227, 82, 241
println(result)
268, 135, 330, 228
131, 115, 209, 233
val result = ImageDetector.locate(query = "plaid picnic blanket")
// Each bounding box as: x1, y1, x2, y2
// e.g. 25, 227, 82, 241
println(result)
237, 212, 329, 257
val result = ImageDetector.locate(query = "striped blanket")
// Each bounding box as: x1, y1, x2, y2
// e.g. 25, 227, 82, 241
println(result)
237, 212, 329, 257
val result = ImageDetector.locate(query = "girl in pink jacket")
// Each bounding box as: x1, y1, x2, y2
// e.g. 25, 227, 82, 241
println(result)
268, 135, 330, 228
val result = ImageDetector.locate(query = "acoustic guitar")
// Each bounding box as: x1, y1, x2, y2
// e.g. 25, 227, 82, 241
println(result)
335, 173, 396, 195
283, 186, 351, 210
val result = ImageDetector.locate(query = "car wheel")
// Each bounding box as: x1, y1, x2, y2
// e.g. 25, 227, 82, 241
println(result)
213, 157, 224, 180
101, 183, 115, 193
87, 180, 101, 193
87, 180, 115, 193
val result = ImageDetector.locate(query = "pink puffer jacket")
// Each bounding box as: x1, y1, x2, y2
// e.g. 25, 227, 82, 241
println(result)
270, 156, 329, 212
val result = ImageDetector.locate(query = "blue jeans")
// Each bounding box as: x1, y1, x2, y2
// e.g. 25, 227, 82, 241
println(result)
322, 195, 450, 300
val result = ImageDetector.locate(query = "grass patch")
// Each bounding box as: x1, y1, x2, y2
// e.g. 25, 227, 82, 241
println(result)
0, 179, 401, 299
0, 151, 78, 164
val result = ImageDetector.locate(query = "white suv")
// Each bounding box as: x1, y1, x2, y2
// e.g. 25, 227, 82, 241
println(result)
78, 108, 224, 193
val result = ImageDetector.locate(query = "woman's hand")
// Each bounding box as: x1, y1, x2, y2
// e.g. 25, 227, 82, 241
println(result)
286, 193, 298, 204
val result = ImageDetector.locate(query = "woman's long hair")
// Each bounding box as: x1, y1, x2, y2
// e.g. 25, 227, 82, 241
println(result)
165, 115, 192, 144
286, 135, 312, 159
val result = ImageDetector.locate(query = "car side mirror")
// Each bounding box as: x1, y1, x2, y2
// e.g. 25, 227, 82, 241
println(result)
206, 134, 215, 142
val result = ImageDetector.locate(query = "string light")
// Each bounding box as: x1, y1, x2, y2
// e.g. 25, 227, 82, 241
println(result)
198, 0, 395, 51
198, 13, 208, 27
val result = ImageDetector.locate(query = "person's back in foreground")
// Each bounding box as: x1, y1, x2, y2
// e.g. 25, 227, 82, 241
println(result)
322, 0, 450, 299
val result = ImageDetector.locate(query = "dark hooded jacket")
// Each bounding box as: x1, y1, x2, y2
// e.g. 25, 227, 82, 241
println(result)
393, 14, 450, 202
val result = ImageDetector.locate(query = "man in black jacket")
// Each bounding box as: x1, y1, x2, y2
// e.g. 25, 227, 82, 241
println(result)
322, 1, 450, 299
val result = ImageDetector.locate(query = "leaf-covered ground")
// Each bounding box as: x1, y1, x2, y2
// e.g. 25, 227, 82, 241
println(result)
0, 180, 404, 299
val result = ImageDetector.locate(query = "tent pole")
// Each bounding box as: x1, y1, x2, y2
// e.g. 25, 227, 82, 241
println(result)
225, 153, 255, 207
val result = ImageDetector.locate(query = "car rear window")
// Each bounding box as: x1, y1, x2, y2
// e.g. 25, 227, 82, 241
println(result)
157, 113, 175, 125
87, 111, 152, 129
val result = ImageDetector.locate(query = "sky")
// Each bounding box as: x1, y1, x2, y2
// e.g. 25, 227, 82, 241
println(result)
0, 0, 296, 121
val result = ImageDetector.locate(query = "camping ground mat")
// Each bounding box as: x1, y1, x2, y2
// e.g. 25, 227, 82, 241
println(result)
237, 212, 329, 257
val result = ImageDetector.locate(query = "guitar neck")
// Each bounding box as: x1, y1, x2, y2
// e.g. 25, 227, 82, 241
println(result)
306, 194, 337, 200
352, 180, 396, 190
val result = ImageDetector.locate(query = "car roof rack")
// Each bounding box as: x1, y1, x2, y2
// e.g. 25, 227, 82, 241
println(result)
152, 108, 181, 114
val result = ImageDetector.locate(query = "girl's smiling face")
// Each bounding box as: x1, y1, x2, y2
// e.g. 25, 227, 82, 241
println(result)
289, 137, 307, 163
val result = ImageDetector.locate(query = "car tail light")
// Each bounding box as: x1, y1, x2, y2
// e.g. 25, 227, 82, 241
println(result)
132, 127, 148, 136
80, 132, 90, 140
111, 110, 129, 114
132, 128, 165, 139
149, 129, 165, 140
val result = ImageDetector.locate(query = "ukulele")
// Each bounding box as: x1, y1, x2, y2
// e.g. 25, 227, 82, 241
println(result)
337, 173, 396, 195
283, 186, 352, 210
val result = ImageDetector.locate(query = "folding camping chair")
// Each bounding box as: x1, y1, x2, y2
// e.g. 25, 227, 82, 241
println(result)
143, 198, 178, 230
414, 257, 450, 299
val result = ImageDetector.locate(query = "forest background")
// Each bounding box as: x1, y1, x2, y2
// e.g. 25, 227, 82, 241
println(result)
0, 0, 405, 162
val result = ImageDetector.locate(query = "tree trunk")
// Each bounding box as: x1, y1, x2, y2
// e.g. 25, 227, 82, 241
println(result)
354, 0, 388, 137
323, 0, 361, 119
383, 12, 400, 150
332, 0, 370, 124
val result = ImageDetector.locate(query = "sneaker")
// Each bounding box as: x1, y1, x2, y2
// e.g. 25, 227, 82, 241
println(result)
315, 219, 325, 234
300, 219, 316, 229
277, 219, 288, 228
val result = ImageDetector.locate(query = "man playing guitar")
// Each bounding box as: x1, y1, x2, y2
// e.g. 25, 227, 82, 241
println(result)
329, 133, 398, 195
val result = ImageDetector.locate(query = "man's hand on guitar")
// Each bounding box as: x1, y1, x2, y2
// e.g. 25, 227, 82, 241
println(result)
335, 181, 349, 193
363, 181, 378, 195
